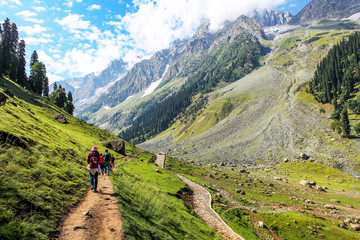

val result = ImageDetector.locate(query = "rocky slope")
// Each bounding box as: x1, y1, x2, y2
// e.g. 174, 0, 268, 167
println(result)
252, 9, 293, 26
289, 0, 360, 25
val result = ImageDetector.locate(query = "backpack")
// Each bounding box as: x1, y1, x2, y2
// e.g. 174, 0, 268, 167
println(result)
89, 152, 99, 168
103, 152, 111, 162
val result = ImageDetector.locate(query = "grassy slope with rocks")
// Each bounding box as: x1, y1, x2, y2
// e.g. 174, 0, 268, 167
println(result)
0, 76, 126, 239
164, 155, 360, 240
139, 21, 360, 174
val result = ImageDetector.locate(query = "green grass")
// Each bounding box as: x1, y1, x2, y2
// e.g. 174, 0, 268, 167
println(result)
0, 76, 124, 239
164, 155, 360, 240
112, 154, 223, 239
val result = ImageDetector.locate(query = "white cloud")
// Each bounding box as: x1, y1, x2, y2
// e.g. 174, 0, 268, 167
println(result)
16, 10, 44, 23
65, 1, 73, 8
55, 14, 90, 32
19, 24, 46, 35
33, 6, 46, 12
2, 0, 23, 6
87, 4, 101, 11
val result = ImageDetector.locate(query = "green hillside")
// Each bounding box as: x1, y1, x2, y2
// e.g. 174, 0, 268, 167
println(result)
0, 76, 127, 239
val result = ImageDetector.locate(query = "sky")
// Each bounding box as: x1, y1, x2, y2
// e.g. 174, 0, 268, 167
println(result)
0, 0, 311, 83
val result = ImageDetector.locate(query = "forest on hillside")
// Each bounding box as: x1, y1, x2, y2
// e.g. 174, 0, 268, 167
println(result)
309, 32, 360, 137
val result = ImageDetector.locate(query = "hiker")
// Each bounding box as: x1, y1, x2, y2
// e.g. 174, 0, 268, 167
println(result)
103, 149, 112, 176
87, 146, 101, 192
99, 152, 104, 175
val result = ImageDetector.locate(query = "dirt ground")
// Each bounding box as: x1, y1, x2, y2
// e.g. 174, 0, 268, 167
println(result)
58, 172, 125, 240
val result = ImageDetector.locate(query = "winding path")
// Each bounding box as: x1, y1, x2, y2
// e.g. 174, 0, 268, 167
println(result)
177, 175, 245, 240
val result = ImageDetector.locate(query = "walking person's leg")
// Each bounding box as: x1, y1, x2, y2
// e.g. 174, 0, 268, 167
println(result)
89, 171, 94, 189
93, 172, 99, 192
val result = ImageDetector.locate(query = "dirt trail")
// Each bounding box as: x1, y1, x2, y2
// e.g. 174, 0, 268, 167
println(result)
58, 173, 124, 240
177, 174, 245, 240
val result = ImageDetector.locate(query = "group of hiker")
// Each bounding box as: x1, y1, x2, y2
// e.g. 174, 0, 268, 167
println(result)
86, 146, 115, 192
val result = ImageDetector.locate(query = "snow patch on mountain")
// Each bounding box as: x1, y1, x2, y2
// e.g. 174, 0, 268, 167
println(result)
342, 12, 360, 21
142, 65, 170, 98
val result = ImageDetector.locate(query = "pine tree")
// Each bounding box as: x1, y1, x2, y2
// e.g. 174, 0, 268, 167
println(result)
10, 23, 18, 54
341, 107, 351, 138
16, 40, 27, 87
53, 82, 58, 91
28, 51, 39, 91
1, 18, 11, 75
67, 91, 73, 102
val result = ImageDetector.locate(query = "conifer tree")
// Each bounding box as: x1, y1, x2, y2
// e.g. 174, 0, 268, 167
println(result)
28, 51, 39, 91
10, 23, 18, 54
341, 107, 351, 138
16, 40, 27, 87
53, 82, 58, 91
67, 91, 73, 102
1, 18, 11, 75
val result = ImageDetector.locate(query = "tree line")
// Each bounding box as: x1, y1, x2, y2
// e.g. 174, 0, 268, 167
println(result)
0, 18, 74, 114
309, 32, 360, 137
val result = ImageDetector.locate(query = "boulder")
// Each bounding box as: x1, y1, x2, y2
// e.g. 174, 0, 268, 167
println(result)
316, 186, 326, 192
101, 140, 125, 155
350, 224, 360, 231
273, 177, 282, 181
53, 113, 67, 124
308, 181, 316, 186
325, 204, 336, 209
300, 179, 310, 186
330, 199, 340, 203
0, 92, 8, 106
299, 153, 310, 160
283, 158, 289, 163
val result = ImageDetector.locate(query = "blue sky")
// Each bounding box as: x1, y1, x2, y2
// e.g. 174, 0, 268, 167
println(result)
1, 0, 311, 83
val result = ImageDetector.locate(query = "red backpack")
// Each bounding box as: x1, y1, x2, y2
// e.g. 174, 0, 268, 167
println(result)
89, 152, 99, 168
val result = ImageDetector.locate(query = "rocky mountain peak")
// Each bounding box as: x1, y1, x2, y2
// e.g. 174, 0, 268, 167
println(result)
289, 0, 360, 25
252, 9, 293, 27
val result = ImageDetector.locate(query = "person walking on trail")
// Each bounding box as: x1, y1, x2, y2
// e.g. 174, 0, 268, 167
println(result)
103, 149, 112, 176
99, 152, 104, 175
87, 146, 101, 192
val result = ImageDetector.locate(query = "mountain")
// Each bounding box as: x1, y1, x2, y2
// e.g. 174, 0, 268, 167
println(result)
289, 0, 360, 25
77, 15, 264, 129
51, 59, 129, 114
252, 9, 293, 26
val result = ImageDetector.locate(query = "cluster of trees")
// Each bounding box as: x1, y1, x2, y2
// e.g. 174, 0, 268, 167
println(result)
309, 32, 360, 137
49, 83, 75, 115
121, 34, 262, 144
0, 18, 74, 115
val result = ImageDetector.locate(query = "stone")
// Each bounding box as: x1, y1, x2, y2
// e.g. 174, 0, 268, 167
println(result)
324, 204, 336, 209
316, 186, 326, 192
344, 219, 351, 224
330, 199, 340, 203
273, 177, 282, 181
154, 169, 160, 172
300, 179, 309, 186
101, 140, 125, 155
299, 153, 310, 160
283, 158, 289, 163
258, 221, 264, 228
308, 181, 316, 186
350, 224, 360, 231
53, 113, 67, 124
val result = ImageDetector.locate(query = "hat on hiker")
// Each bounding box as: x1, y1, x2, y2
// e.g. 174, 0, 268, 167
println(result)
91, 146, 98, 151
